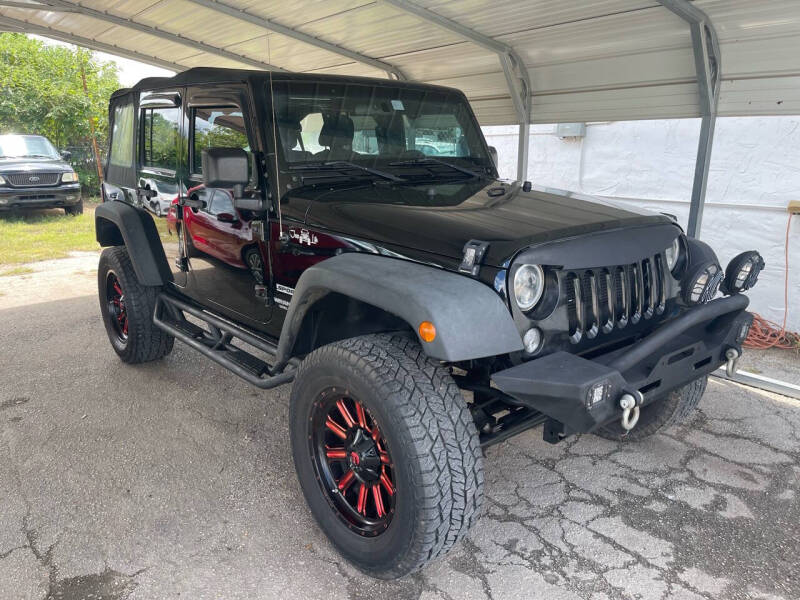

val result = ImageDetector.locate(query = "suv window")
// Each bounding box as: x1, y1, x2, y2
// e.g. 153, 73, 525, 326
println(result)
208, 190, 235, 216
192, 107, 249, 173
141, 107, 179, 171
110, 104, 134, 167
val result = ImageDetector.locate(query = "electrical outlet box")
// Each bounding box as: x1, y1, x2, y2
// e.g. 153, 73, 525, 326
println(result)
788, 200, 800, 214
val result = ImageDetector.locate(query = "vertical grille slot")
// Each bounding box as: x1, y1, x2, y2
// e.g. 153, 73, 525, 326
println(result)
600, 269, 614, 333
629, 263, 643, 324
614, 266, 629, 328
655, 254, 666, 314
565, 273, 583, 344
584, 272, 599, 339
642, 258, 655, 319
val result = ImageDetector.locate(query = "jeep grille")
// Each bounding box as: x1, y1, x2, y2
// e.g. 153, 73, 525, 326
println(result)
5, 172, 61, 187
563, 254, 667, 344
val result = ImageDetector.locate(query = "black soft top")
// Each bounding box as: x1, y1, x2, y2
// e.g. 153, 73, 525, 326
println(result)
110, 67, 456, 100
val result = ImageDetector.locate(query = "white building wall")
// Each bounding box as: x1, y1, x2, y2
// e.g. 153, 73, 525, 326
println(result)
483, 118, 799, 332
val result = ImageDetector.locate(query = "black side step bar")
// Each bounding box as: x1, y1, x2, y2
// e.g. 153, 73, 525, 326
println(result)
153, 294, 298, 389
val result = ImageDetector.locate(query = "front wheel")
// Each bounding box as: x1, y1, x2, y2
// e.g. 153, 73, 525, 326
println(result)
64, 199, 83, 215
594, 376, 708, 442
98, 246, 174, 363
289, 334, 483, 579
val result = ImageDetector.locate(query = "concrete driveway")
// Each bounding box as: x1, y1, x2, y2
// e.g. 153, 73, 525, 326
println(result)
1, 286, 798, 599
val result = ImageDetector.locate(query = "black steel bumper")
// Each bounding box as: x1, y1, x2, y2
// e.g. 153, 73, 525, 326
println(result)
0, 184, 81, 210
492, 294, 752, 436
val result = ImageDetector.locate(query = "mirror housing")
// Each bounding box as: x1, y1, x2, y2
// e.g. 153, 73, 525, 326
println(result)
60, 150, 72, 161
201, 147, 264, 212
488, 146, 498, 168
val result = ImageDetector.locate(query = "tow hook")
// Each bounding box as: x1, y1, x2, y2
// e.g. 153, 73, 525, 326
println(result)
619, 392, 643, 432
725, 347, 741, 377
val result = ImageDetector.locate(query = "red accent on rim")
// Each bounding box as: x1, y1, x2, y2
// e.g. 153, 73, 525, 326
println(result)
380, 470, 394, 496
325, 417, 347, 440
350, 452, 360, 465
326, 447, 347, 460
379, 452, 391, 465
357, 483, 368, 515
336, 399, 356, 428
356, 403, 367, 428
372, 485, 385, 517
338, 470, 356, 492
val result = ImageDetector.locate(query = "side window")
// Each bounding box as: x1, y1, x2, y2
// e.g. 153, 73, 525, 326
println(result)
192, 107, 249, 174
110, 103, 134, 167
141, 107, 180, 171
209, 190, 234, 216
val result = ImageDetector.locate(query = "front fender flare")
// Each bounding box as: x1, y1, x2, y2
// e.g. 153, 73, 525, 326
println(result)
275, 253, 523, 366
95, 201, 171, 286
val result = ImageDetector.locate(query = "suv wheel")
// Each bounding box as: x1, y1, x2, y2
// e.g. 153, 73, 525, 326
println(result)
289, 333, 483, 579
594, 376, 708, 442
98, 246, 174, 363
65, 199, 83, 216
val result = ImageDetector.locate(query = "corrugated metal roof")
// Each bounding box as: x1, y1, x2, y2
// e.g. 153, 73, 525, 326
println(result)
1, 0, 798, 125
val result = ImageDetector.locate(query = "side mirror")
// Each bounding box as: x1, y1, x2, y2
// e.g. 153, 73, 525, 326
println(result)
201, 147, 264, 212
216, 212, 238, 223
488, 145, 498, 168
61, 150, 72, 160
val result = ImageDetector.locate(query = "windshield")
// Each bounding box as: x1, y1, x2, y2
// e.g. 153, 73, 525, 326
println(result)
0, 135, 60, 159
271, 81, 490, 170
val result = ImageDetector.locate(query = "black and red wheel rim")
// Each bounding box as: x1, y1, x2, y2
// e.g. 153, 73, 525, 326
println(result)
310, 389, 396, 536
105, 272, 128, 343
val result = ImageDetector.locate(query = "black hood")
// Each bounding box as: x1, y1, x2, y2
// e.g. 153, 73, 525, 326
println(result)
0, 158, 72, 173
292, 180, 673, 267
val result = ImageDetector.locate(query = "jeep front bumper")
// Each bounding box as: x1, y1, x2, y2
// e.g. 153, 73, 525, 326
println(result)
491, 294, 751, 438
0, 183, 81, 210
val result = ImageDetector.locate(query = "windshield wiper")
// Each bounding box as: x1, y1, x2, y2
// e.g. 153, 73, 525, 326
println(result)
21, 154, 53, 159
289, 161, 404, 182
388, 158, 486, 179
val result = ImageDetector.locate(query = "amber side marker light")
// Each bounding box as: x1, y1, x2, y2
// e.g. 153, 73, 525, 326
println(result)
418, 321, 437, 343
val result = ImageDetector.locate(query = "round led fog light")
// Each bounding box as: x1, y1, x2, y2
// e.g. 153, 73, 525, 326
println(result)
523, 327, 543, 355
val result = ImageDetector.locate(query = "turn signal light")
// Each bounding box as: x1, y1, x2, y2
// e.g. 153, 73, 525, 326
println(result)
418, 321, 436, 343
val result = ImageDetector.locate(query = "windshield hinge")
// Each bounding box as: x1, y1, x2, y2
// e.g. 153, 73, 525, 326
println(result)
459, 239, 490, 276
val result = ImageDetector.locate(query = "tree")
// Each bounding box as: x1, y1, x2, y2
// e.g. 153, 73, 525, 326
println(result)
0, 32, 120, 156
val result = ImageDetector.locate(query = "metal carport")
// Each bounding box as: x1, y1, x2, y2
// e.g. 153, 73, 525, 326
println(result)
2, 0, 800, 238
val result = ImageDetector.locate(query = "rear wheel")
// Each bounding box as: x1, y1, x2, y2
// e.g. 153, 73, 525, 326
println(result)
290, 333, 483, 579
594, 376, 708, 442
98, 246, 174, 364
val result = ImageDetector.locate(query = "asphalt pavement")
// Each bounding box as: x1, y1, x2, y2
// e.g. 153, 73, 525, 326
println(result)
0, 292, 798, 600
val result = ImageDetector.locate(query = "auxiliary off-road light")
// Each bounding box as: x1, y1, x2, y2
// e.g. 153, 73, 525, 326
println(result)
682, 262, 724, 305
722, 251, 764, 294
586, 381, 610, 410
418, 321, 436, 343
513, 264, 545, 312
522, 327, 543, 354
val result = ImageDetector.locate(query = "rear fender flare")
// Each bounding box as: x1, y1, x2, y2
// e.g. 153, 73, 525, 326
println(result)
274, 253, 523, 366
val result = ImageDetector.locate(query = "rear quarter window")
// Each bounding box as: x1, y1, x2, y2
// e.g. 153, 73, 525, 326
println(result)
110, 103, 134, 167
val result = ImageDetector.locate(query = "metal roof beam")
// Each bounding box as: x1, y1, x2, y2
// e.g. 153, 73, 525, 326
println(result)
0, 14, 187, 72
0, 1, 77, 10
44, 0, 285, 72
658, 0, 721, 237
186, 0, 406, 80
379, 0, 531, 181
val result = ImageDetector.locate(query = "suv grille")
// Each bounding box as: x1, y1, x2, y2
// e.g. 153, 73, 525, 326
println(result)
5, 172, 61, 187
564, 254, 667, 344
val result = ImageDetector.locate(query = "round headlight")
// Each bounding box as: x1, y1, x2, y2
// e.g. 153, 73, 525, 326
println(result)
665, 237, 680, 271
514, 264, 545, 311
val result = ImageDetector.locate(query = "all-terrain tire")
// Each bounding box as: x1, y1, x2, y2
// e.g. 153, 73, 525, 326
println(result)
98, 246, 174, 364
289, 333, 484, 579
594, 376, 708, 442
64, 199, 84, 215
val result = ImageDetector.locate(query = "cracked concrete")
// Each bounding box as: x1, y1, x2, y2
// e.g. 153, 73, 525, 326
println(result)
1, 294, 798, 599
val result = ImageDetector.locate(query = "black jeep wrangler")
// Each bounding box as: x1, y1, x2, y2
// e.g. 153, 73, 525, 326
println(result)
95, 68, 762, 579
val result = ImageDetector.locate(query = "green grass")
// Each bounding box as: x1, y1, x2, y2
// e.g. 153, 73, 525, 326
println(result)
0, 199, 170, 265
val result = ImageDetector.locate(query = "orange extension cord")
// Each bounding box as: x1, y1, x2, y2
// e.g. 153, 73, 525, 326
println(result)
744, 214, 798, 350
